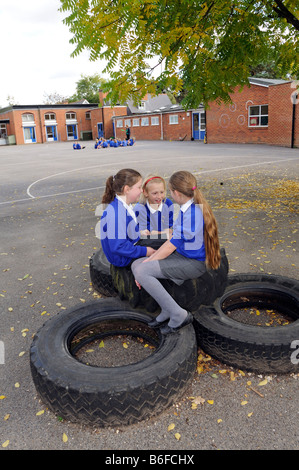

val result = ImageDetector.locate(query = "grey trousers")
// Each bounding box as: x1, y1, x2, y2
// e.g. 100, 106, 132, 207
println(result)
131, 258, 188, 328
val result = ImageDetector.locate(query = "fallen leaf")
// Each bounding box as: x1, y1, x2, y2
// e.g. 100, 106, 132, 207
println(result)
217, 419, 223, 424
14, 382, 20, 388
192, 396, 205, 405
62, 433, 68, 443
98, 340, 104, 348
36, 410, 45, 416
168, 423, 175, 431
123, 342, 129, 349
2, 440, 9, 448
241, 401, 248, 406
258, 379, 268, 386
175, 433, 181, 441
207, 400, 214, 405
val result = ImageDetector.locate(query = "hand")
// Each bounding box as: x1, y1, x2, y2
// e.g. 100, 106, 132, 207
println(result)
140, 229, 150, 236
135, 280, 141, 290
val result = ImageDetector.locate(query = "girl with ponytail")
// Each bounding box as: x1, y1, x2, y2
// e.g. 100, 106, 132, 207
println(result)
132, 170, 221, 335
100, 169, 156, 267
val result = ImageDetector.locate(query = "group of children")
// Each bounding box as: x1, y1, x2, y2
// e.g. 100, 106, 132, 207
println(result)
99, 169, 220, 335
94, 137, 135, 149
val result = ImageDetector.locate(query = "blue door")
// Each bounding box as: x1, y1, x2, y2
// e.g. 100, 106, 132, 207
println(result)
24, 127, 36, 143
193, 113, 200, 140
46, 126, 57, 141
97, 123, 104, 138
67, 124, 77, 140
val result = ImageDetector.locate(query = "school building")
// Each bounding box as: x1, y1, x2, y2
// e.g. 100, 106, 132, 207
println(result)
0, 78, 297, 147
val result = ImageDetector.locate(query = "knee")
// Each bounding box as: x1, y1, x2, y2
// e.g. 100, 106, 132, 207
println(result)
131, 259, 144, 280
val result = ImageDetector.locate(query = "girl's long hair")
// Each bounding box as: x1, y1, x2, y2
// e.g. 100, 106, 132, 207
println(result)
101, 168, 142, 204
169, 171, 221, 269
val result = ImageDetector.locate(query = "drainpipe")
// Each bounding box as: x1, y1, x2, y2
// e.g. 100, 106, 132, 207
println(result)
160, 112, 163, 140
291, 92, 297, 149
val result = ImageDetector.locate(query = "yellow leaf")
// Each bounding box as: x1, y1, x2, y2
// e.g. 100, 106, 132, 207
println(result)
192, 396, 205, 405
168, 423, 175, 431
191, 403, 198, 410
8, 307, 13, 312
14, 382, 20, 388
19, 351, 25, 357
241, 401, 248, 406
248, 412, 253, 417
175, 433, 181, 441
62, 433, 68, 443
207, 400, 214, 405
0, 395, 6, 400
98, 340, 104, 348
36, 410, 44, 416
2, 440, 9, 448
4, 414, 10, 421
123, 342, 129, 349
258, 379, 268, 386
217, 419, 223, 424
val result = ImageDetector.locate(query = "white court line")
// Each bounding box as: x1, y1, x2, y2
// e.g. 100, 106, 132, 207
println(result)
0, 156, 297, 207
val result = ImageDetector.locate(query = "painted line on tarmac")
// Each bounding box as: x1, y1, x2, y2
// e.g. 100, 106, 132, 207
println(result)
0, 156, 297, 207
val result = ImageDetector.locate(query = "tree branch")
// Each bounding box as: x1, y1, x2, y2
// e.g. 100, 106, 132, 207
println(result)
272, 0, 299, 31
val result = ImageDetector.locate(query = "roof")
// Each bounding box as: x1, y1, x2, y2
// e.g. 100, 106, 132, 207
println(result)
248, 77, 292, 87
127, 93, 173, 114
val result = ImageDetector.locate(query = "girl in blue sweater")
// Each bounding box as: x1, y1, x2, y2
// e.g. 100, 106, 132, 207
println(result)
132, 170, 221, 334
100, 169, 156, 267
134, 175, 173, 238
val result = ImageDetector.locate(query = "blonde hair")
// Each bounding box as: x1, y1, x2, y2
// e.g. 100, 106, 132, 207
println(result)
102, 168, 142, 204
139, 174, 167, 204
169, 170, 221, 269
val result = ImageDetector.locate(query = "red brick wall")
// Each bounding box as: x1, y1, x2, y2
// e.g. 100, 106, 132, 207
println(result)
114, 112, 193, 141
206, 82, 298, 147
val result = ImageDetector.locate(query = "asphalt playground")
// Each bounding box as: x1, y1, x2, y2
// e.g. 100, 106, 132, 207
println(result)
0, 140, 298, 452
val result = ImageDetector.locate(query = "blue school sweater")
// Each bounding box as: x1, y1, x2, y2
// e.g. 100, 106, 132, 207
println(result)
100, 197, 147, 267
170, 199, 206, 261
134, 198, 174, 232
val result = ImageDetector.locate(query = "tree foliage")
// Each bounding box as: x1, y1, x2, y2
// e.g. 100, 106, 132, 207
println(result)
68, 73, 107, 103
59, 0, 299, 108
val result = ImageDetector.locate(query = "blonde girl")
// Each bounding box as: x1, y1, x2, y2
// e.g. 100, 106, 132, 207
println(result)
131, 170, 220, 334
134, 175, 173, 237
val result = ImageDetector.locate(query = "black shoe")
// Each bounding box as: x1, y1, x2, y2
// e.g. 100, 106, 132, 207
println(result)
160, 312, 193, 335
147, 318, 169, 328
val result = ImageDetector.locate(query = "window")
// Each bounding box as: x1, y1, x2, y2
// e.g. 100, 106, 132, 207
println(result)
141, 117, 149, 126
151, 116, 159, 126
169, 114, 178, 124
138, 101, 146, 110
44, 113, 56, 121
85, 112, 91, 120
0, 124, 7, 138
116, 120, 123, 128
249, 105, 268, 127
133, 118, 139, 127
22, 113, 34, 123
66, 112, 77, 121
124, 119, 131, 127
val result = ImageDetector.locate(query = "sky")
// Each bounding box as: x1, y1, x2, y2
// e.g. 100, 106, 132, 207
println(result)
0, 0, 109, 107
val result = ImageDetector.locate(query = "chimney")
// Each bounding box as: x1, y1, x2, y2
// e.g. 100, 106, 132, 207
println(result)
99, 89, 108, 107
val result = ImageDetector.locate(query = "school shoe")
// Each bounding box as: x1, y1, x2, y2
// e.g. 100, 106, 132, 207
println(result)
147, 318, 169, 328
160, 312, 193, 335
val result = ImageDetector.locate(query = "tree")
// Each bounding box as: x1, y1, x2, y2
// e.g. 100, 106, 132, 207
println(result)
59, 0, 299, 108
43, 92, 68, 104
68, 73, 107, 103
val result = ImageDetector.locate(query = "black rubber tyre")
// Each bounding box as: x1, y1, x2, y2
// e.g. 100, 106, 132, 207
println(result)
30, 298, 197, 427
111, 247, 229, 312
89, 249, 117, 297
193, 273, 299, 374
89, 236, 167, 298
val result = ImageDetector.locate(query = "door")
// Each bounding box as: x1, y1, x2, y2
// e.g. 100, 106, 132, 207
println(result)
24, 127, 36, 143
46, 126, 58, 142
193, 113, 200, 140
67, 124, 77, 140
97, 123, 104, 138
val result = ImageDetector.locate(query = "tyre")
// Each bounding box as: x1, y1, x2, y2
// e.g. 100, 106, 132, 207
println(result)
30, 298, 197, 427
193, 273, 299, 374
111, 247, 229, 312
89, 249, 117, 297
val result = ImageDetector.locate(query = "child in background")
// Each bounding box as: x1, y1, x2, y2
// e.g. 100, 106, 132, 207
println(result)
100, 169, 156, 267
132, 170, 221, 334
134, 175, 173, 238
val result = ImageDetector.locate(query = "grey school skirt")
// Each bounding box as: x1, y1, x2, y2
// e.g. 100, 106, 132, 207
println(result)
158, 251, 206, 285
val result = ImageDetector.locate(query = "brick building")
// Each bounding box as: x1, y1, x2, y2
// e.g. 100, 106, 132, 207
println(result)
206, 78, 299, 148
0, 79, 297, 147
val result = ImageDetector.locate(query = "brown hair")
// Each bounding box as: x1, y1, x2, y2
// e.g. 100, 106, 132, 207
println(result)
102, 168, 142, 204
169, 170, 221, 269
